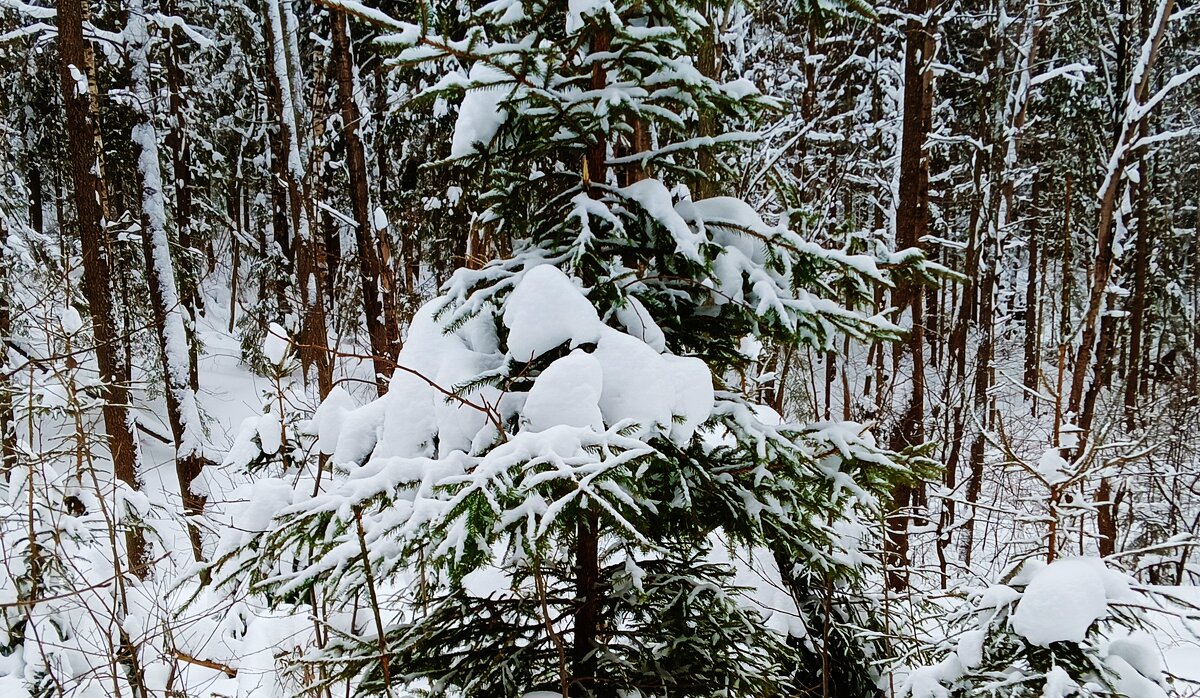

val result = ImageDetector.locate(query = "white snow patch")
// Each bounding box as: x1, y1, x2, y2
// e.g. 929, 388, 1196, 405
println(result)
262, 322, 291, 366
566, 0, 607, 33
523, 350, 604, 432
450, 63, 510, 158
58, 306, 84, 335
614, 296, 666, 352
503, 264, 600, 361
1011, 557, 1129, 646
1037, 448, 1069, 484
372, 206, 389, 231
592, 327, 676, 434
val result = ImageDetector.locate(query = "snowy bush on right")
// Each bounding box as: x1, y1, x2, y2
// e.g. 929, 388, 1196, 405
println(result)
900, 557, 1196, 698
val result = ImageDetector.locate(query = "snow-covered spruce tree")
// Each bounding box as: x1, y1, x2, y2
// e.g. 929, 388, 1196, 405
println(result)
209, 0, 940, 695
901, 558, 1178, 698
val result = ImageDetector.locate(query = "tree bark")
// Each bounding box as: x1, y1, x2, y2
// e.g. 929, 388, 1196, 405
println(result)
332, 11, 397, 393
1023, 174, 1044, 392
128, 0, 208, 567
1124, 144, 1151, 428
163, 0, 200, 392
265, 0, 333, 398
572, 508, 600, 695
0, 226, 14, 481
56, 0, 147, 578
1069, 0, 1175, 420
885, 0, 936, 592
264, 19, 293, 317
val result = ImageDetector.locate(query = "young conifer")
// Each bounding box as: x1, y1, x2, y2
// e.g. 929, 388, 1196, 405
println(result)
210, 0, 942, 694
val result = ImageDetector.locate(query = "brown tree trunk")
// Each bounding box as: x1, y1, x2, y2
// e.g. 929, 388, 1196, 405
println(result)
0, 227, 14, 480
265, 0, 333, 398
572, 509, 600, 696
1124, 146, 1151, 429
265, 30, 293, 316
56, 0, 147, 578
332, 11, 397, 393
1023, 174, 1044, 393
569, 27, 612, 691
28, 168, 44, 234
885, 0, 936, 592
163, 0, 200, 391
1069, 0, 1175, 421
129, 0, 207, 569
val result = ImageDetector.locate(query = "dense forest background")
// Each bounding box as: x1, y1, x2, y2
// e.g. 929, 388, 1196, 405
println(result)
1, 0, 1199, 694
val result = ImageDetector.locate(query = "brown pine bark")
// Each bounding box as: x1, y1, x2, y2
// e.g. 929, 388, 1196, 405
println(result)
572, 509, 600, 696
264, 30, 293, 315
568, 27, 612, 692
265, 0, 333, 398
885, 0, 936, 592
163, 0, 201, 386
332, 11, 398, 394
56, 0, 147, 578
1124, 147, 1151, 428
0, 226, 14, 480
1023, 174, 1044, 393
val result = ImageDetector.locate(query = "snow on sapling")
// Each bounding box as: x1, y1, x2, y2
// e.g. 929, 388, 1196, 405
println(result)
0, 229, 158, 698
208, 0, 942, 695
217, 323, 314, 477
901, 557, 1176, 698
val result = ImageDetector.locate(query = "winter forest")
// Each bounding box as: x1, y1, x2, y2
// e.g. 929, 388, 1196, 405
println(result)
1, 0, 1200, 693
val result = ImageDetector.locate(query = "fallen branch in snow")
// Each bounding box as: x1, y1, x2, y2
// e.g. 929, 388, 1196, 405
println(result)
172, 651, 238, 678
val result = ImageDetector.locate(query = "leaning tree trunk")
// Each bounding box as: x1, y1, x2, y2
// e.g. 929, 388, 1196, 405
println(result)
127, 0, 208, 567
56, 0, 147, 578
1069, 0, 1175, 422
1071, 0, 1177, 557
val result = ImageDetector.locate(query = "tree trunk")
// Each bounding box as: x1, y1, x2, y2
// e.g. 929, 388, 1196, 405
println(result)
572, 508, 600, 695
128, 0, 207, 567
332, 11, 397, 394
885, 0, 936, 592
1124, 145, 1151, 428
56, 0, 147, 578
264, 20, 293, 318
0, 226, 14, 481
265, 0, 333, 398
163, 0, 200, 392
1023, 173, 1044, 393
1069, 0, 1175, 421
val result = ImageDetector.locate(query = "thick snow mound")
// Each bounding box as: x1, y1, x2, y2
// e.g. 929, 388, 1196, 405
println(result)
524, 349, 604, 431
262, 322, 291, 365
614, 295, 666, 352
503, 264, 601, 361
1010, 557, 1130, 646
593, 327, 676, 432
1037, 448, 1069, 484
320, 264, 714, 465
678, 195, 770, 263
450, 63, 510, 158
